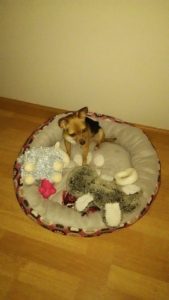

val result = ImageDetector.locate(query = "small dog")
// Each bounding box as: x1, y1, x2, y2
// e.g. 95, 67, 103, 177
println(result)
58, 107, 114, 164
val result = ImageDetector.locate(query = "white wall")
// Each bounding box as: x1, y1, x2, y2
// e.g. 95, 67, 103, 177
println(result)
0, 0, 169, 129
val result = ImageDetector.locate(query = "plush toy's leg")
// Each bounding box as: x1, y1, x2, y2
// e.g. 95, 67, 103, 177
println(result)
121, 184, 141, 195
93, 154, 105, 167
104, 202, 122, 227
75, 193, 94, 212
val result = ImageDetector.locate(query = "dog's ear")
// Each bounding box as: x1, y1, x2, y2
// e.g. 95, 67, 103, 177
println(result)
58, 117, 68, 129
77, 107, 88, 119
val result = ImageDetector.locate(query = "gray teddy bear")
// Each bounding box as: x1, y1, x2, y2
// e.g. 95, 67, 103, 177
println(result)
67, 165, 141, 227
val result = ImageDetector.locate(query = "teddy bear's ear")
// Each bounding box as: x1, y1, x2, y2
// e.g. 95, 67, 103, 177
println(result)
58, 117, 68, 129
77, 107, 88, 119
55, 141, 60, 149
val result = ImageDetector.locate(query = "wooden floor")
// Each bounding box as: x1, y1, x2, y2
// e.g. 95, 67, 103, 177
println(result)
0, 97, 169, 300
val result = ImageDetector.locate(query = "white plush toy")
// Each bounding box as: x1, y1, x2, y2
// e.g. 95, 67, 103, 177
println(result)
73, 150, 105, 168
18, 142, 70, 185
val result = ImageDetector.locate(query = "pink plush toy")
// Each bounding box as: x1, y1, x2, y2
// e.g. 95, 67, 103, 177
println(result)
39, 179, 56, 199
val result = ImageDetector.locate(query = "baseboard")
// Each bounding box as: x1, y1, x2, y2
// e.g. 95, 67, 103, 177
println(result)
0, 96, 168, 133
0, 96, 66, 116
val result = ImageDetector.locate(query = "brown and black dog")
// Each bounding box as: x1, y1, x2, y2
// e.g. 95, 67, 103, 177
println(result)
58, 107, 114, 164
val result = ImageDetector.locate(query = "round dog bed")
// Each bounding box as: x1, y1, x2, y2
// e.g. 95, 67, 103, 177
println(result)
13, 112, 160, 237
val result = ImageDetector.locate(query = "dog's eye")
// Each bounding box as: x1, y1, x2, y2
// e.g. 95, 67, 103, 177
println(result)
82, 128, 86, 133
70, 133, 76, 137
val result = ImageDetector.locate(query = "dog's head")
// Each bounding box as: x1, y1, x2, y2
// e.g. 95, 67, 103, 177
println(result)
58, 107, 88, 145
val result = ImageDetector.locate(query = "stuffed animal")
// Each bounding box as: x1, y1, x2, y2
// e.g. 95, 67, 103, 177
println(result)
18, 142, 70, 185
66, 166, 141, 227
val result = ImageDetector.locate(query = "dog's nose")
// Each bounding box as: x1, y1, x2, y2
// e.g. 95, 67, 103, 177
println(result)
79, 139, 85, 145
